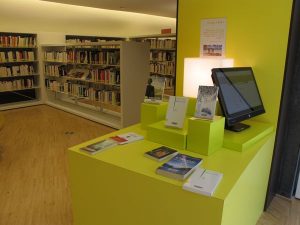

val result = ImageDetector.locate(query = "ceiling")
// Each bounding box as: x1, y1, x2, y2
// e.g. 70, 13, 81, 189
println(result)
42, 0, 177, 18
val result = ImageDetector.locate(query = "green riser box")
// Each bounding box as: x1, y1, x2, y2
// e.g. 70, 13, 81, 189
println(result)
187, 116, 225, 155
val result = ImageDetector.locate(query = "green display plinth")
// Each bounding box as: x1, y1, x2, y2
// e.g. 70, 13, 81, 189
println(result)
147, 119, 188, 149
223, 120, 274, 152
187, 116, 225, 155
186, 97, 197, 116
140, 102, 168, 129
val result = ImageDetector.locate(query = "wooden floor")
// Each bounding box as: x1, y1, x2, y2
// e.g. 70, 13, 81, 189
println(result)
0, 105, 115, 225
0, 105, 299, 225
257, 196, 300, 225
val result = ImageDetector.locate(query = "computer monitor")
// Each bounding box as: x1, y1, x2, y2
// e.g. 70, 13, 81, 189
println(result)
211, 67, 265, 132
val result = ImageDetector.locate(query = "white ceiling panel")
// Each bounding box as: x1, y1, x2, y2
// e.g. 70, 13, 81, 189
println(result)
42, 0, 177, 18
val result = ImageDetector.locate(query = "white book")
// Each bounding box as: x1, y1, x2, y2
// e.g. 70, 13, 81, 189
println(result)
165, 96, 189, 129
183, 167, 223, 196
194, 85, 219, 120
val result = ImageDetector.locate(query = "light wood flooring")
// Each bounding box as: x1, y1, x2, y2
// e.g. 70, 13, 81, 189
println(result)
0, 105, 299, 225
0, 105, 115, 225
257, 196, 300, 225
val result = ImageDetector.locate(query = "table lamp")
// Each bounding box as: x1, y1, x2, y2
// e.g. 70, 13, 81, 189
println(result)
183, 58, 234, 97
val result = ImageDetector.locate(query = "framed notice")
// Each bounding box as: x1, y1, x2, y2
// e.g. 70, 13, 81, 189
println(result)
200, 18, 227, 57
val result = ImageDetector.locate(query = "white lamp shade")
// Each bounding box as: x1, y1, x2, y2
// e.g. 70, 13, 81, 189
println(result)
183, 58, 234, 97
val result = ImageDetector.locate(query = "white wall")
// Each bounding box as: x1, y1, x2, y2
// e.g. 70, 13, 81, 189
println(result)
0, 0, 176, 39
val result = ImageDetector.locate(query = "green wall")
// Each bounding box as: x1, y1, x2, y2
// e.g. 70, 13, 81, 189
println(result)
176, 0, 293, 125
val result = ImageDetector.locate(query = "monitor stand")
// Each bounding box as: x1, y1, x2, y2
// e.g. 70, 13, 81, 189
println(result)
226, 123, 250, 132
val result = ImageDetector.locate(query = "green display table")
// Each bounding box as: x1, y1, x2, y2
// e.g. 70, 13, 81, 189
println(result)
68, 123, 275, 225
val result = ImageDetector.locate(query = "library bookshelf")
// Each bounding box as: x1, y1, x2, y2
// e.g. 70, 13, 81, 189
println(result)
65, 35, 125, 44
131, 33, 176, 98
41, 41, 149, 129
0, 32, 42, 110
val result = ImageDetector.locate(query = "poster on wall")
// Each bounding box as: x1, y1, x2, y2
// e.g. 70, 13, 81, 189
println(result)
200, 18, 227, 57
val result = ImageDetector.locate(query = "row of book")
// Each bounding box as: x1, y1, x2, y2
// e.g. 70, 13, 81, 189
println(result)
46, 79, 120, 105
44, 65, 67, 77
67, 45, 119, 49
0, 35, 36, 48
67, 50, 120, 65
144, 38, 176, 49
44, 66, 120, 85
67, 39, 98, 44
0, 78, 35, 91
150, 61, 175, 76
0, 51, 35, 62
66, 68, 120, 85
149, 75, 174, 90
150, 51, 175, 62
0, 65, 35, 77
90, 68, 120, 85
44, 51, 67, 62
66, 38, 112, 44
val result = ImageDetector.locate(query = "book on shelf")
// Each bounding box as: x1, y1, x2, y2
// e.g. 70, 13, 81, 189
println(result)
80, 139, 117, 155
144, 38, 176, 49
44, 65, 67, 77
183, 167, 223, 196
0, 64, 35, 77
0, 78, 34, 91
44, 51, 67, 62
165, 96, 189, 129
0, 35, 36, 47
90, 68, 120, 85
144, 146, 178, 161
144, 76, 165, 104
194, 85, 219, 120
150, 61, 175, 76
67, 68, 90, 80
156, 153, 202, 180
110, 132, 144, 145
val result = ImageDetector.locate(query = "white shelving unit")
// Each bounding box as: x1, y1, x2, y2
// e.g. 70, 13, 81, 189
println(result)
0, 32, 42, 110
41, 41, 149, 129
131, 33, 176, 97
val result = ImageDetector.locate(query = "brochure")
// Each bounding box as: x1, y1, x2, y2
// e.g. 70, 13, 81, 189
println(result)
194, 85, 218, 120
165, 96, 189, 128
